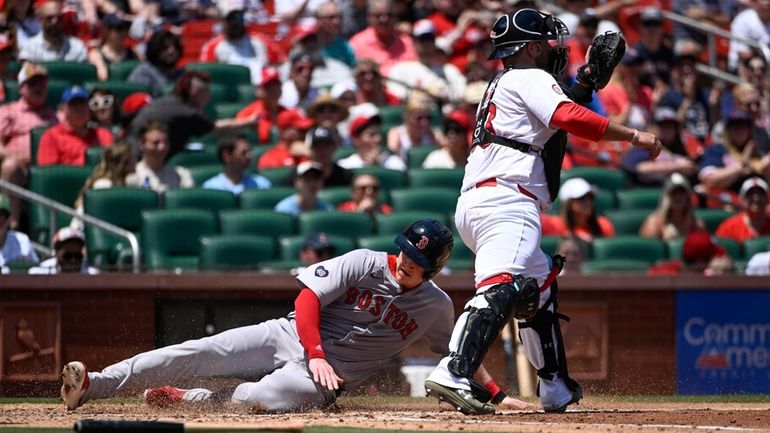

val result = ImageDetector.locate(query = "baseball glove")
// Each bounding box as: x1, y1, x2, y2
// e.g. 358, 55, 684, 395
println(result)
576, 31, 626, 92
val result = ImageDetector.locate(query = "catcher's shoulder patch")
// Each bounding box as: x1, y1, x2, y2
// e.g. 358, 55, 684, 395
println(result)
552, 83, 564, 95
315, 266, 329, 278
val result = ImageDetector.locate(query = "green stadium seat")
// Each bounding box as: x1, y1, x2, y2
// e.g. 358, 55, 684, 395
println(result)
744, 236, 770, 258
7, 60, 21, 76
317, 187, 351, 207
185, 63, 251, 102
28, 165, 92, 244
240, 187, 295, 209
616, 188, 662, 210
561, 167, 626, 192
30, 126, 49, 166
4, 260, 37, 273
261, 167, 295, 187
592, 236, 666, 264
351, 167, 407, 190
46, 79, 72, 108
84, 81, 150, 103
357, 235, 399, 254
550, 188, 616, 215
695, 209, 735, 233
379, 105, 406, 131
605, 210, 650, 235
163, 188, 237, 218
581, 259, 651, 274
86, 147, 104, 168
236, 83, 256, 104
168, 148, 220, 167
214, 102, 248, 120
375, 211, 447, 236
279, 234, 355, 261
188, 165, 222, 186
298, 211, 374, 238
715, 236, 743, 260
541, 235, 563, 257
108, 60, 142, 82
83, 188, 159, 268
43, 61, 97, 85
141, 208, 217, 271
199, 235, 276, 271
408, 168, 464, 189
4, 80, 19, 102
219, 209, 296, 243
407, 145, 439, 168
332, 147, 355, 162
447, 237, 474, 272
390, 188, 459, 214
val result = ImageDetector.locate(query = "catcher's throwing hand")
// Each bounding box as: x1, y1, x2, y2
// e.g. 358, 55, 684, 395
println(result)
309, 358, 344, 391
498, 396, 534, 410
632, 131, 663, 160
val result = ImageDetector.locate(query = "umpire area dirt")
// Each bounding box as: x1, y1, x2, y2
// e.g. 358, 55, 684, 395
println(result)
4, 397, 770, 433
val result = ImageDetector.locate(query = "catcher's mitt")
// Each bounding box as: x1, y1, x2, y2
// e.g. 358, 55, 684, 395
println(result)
576, 31, 626, 92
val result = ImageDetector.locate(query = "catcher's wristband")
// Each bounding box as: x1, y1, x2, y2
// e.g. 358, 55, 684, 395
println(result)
491, 390, 507, 405
484, 380, 507, 404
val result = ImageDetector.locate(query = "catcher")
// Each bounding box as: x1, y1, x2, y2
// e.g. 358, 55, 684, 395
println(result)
424, 9, 662, 414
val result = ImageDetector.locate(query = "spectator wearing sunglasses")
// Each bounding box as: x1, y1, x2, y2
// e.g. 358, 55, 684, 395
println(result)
422, 109, 471, 169
386, 94, 443, 162
88, 13, 137, 81
28, 227, 99, 275
88, 89, 121, 137
279, 51, 322, 110
337, 173, 392, 215
351, 58, 401, 107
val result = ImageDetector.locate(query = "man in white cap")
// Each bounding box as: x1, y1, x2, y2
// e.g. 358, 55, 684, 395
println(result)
716, 177, 770, 244
29, 227, 99, 274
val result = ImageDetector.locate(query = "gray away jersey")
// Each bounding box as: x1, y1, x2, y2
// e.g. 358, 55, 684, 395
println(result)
295, 249, 455, 385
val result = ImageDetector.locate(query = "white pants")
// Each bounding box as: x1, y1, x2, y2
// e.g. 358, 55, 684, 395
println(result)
81, 318, 336, 411
427, 184, 571, 409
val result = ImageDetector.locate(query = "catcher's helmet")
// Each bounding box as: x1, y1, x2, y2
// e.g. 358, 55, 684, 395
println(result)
488, 8, 569, 66
394, 219, 453, 279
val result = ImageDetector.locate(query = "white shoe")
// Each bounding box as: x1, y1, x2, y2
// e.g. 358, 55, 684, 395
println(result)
539, 377, 582, 413
61, 361, 89, 410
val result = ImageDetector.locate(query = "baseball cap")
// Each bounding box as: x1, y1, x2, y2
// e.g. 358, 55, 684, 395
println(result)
349, 112, 382, 137
302, 233, 336, 253
663, 172, 691, 194
61, 86, 89, 104
276, 109, 315, 131
739, 176, 769, 200
295, 160, 324, 178
103, 13, 131, 29
260, 67, 280, 86
294, 23, 319, 44
17, 63, 48, 86
445, 109, 472, 130
0, 194, 10, 216
307, 126, 341, 147
307, 92, 349, 120
640, 6, 663, 24
683, 231, 725, 264
464, 81, 486, 106
621, 48, 643, 66
121, 92, 152, 116
578, 10, 599, 28
291, 51, 321, 67
53, 227, 85, 248
558, 178, 596, 202
654, 106, 679, 124
330, 80, 357, 99
412, 19, 436, 39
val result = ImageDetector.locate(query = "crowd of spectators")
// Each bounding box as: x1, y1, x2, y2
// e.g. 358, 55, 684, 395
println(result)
2, 0, 770, 275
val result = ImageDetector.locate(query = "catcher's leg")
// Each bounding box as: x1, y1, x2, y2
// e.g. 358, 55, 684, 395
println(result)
519, 279, 582, 413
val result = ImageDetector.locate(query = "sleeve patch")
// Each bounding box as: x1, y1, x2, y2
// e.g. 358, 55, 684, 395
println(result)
552, 83, 564, 95
314, 266, 329, 278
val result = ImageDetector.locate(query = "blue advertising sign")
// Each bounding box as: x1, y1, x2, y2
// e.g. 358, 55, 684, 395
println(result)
676, 291, 770, 394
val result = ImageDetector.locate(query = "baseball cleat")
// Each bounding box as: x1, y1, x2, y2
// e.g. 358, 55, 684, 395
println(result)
542, 381, 583, 413
424, 380, 495, 415
144, 385, 189, 408
61, 361, 89, 410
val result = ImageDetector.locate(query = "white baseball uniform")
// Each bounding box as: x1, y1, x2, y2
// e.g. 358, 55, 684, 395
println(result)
79, 250, 455, 411
426, 67, 576, 409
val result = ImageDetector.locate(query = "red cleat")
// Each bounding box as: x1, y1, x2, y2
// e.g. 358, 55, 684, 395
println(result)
143, 386, 188, 408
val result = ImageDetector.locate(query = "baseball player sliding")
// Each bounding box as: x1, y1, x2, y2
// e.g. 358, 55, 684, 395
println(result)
61, 219, 528, 412
424, 9, 662, 414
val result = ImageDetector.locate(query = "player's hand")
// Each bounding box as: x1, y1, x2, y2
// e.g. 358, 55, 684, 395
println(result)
498, 396, 533, 410
308, 358, 344, 391
632, 131, 662, 159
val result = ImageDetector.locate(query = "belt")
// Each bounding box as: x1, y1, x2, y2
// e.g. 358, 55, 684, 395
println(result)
472, 177, 538, 201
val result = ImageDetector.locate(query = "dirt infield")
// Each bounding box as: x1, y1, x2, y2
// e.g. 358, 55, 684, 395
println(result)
4, 397, 770, 433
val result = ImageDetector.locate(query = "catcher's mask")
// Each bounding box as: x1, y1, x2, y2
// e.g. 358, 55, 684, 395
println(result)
488, 8, 569, 75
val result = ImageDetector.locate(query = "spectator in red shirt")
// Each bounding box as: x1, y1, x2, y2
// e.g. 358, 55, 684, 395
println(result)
0, 63, 58, 228
337, 173, 392, 215
349, 0, 417, 76
649, 230, 736, 275
716, 177, 770, 243
257, 109, 314, 171
236, 67, 286, 144
38, 86, 113, 167
542, 178, 616, 243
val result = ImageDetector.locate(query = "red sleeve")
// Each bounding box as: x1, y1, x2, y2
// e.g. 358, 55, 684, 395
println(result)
484, 379, 501, 397
294, 288, 325, 360
37, 129, 57, 166
550, 101, 609, 143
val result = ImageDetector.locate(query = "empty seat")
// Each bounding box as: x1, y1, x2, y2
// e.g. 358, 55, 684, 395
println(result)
541, 235, 563, 257
83, 188, 159, 268
141, 209, 217, 271
240, 187, 295, 209
28, 165, 92, 244
219, 209, 296, 241
332, 146, 356, 162
214, 102, 248, 120
744, 235, 770, 258
351, 167, 407, 190
407, 145, 439, 169
168, 148, 220, 167
357, 235, 399, 254
581, 259, 651, 274
375, 211, 446, 235
298, 211, 374, 238
279, 234, 356, 261
390, 188, 459, 214
108, 60, 141, 82
605, 210, 650, 235
447, 237, 474, 272
616, 188, 662, 210
261, 167, 295, 187
43, 61, 97, 84
199, 235, 276, 271
45, 79, 71, 109
29, 125, 49, 166
592, 236, 666, 264
85, 147, 104, 168
561, 167, 626, 193
379, 105, 406, 131
187, 165, 222, 186
408, 168, 464, 189
695, 209, 735, 233
163, 188, 237, 217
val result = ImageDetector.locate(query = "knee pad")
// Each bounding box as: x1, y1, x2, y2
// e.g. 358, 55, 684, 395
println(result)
447, 275, 540, 378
